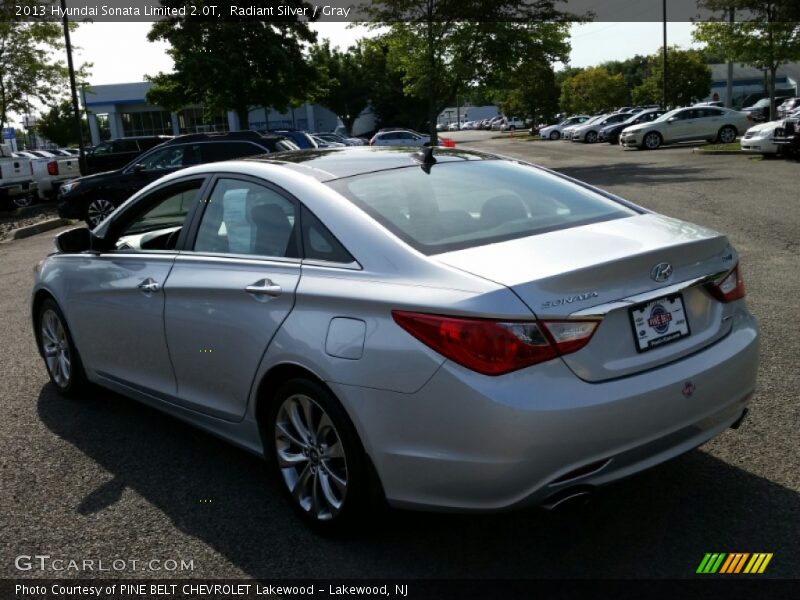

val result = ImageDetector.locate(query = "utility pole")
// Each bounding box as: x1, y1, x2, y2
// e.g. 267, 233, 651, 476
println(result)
726, 7, 734, 107
61, 0, 87, 173
662, 0, 668, 109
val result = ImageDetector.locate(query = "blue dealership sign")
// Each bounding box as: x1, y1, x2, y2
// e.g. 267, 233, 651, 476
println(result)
1, 127, 15, 140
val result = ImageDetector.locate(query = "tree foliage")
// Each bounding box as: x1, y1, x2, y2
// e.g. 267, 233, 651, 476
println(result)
0, 1, 87, 131
694, 2, 800, 119
309, 40, 372, 134
559, 67, 628, 114
146, 1, 318, 128
631, 47, 712, 108
35, 99, 87, 147
494, 63, 559, 124
364, 1, 575, 142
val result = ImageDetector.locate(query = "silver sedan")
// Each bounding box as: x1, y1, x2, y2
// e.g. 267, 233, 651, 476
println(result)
31, 146, 759, 531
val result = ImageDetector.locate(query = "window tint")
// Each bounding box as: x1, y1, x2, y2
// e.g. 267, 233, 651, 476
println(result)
200, 141, 266, 162
194, 178, 299, 258
92, 142, 112, 155
113, 140, 140, 153
301, 206, 354, 264
114, 181, 202, 251
328, 161, 636, 255
135, 144, 201, 171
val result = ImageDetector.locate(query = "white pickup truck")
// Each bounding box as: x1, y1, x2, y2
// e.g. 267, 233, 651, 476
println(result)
14, 149, 81, 200
0, 144, 38, 210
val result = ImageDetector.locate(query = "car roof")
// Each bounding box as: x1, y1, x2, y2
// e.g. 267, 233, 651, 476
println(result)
245, 146, 492, 182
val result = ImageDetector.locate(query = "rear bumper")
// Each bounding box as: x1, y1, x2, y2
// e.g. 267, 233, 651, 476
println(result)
332, 309, 759, 511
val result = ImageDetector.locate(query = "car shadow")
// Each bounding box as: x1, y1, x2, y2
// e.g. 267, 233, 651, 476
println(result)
557, 162, 727, 187
37, 384, 799, 579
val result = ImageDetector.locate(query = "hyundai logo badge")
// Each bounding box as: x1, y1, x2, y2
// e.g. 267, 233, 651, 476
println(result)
651, 262, 673, 282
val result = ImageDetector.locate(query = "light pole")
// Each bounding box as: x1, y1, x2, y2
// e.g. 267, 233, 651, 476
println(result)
662, 0, 668, 109
60, 0, 86, 173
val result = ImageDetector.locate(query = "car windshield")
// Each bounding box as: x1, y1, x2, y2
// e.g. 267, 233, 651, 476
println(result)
327, 160, 637, 255
654, 108, 683, 122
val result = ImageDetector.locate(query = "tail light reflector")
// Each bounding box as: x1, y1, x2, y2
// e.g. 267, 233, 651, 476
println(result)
392, 311, 598, 376
707, 264, 746, 303
47, 161, 59, 176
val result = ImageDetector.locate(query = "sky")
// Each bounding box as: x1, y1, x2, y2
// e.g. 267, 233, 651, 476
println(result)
70, 21, 699, 87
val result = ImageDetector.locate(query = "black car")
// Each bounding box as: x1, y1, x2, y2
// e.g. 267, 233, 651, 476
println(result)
599, 109, 666, 145
84, 136, 173, 174
58, 131, 297, 227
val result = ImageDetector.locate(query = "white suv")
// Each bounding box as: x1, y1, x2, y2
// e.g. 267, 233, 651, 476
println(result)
499, 117, 526, 131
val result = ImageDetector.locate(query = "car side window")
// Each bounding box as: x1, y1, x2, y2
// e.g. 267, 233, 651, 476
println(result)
135, 144, 198, 171
200, 141, 266, 162
113, 140, 140, 153
194, 178, 299, 258
92, 142, 112, 155
300, 206, 354, 264
113, 181, 203, 252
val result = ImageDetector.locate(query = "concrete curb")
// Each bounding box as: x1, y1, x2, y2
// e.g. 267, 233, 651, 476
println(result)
692, 148, 761, 156
10, 218, 71, 240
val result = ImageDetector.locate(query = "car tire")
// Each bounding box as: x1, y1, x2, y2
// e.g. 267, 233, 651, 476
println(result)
549, 131, 560, 140
37, 299, 87, 397
85, 198, 116, 228
585, 131, 598, 144
509, 126, 516, 131
717, 125, 737, 144
643, 132, 662, 150
267, 377, 373, 533
13, 194, 35, 209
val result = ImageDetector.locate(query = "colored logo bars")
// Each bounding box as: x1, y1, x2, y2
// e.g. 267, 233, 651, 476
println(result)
696, 553, 773, 574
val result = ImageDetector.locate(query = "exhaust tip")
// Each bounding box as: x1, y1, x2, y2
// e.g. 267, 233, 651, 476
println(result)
541, 486, 594, 511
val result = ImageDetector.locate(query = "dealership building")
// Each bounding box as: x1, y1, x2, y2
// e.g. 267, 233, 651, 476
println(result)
708, 62, 800, 105
81, 81, 373, 144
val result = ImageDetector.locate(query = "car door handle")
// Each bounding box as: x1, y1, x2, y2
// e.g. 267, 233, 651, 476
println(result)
137, 278, 161, 294
245, 279, 282, 297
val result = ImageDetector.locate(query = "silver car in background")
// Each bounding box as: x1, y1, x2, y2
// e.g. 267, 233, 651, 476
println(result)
620, 106, 753, 149
32, 147, 758, 531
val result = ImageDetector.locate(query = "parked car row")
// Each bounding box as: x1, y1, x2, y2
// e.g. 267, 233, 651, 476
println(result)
537, 105, 754, 150
1, 144, 85, 210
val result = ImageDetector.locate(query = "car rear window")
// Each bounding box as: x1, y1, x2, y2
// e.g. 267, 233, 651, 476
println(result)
327, 160, 638, 255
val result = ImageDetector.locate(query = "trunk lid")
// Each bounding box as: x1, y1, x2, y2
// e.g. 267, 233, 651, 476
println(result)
435, 213, 737, 381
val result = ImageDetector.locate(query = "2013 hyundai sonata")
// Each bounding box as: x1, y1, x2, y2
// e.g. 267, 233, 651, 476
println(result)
31, 146, 759, 530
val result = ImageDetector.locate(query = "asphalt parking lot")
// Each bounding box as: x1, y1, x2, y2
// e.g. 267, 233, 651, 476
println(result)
1, 135, 798, 580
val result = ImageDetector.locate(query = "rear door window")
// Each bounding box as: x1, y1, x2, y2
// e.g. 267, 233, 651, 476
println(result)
200, 142, 267, 162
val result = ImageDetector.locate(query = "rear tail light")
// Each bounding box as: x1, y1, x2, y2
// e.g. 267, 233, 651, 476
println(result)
707, 264, 746, 303
392, 311, 598, 376
47, 161, 59, 176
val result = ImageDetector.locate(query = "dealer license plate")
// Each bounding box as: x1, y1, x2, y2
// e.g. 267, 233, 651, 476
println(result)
629, 295, 690, 352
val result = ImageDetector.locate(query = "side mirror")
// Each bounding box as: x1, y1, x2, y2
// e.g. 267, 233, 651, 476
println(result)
133, 163, 145, 173
55, 227, 93, 254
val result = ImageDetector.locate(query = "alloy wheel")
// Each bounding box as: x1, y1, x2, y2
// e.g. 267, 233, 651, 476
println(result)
719, 126, 737, 143
41, 309, 71, 388
586, 131, 598, 143
549, 131, 559, 140
86, 199, 115, 227
13, 195, 34, 209
644, 132, 661, 150
274, 393, 348, 521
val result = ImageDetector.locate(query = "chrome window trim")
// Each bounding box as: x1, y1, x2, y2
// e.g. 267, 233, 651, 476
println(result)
301, 259, 362, 271
175, 251, 302, 267
570, 270, 729, 318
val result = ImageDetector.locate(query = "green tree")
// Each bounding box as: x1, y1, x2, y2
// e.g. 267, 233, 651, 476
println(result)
365, 1, 576, 143
631, 47, 712, 108
602, 55, 651, 93
495, 63, 559, 124
34, 99, 88, 147
0, 1, 88, 131
695, 2, 800, 119
146, 1, 318, 128
559, 67, 628, 115
310, 40, 372, 135
357, 38, 428, 131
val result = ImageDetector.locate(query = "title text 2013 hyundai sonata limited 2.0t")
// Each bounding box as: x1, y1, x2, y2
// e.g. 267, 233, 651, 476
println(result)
31, 147, 758, 530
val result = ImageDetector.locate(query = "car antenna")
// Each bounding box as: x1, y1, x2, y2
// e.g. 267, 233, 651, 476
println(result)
412, 146, 437, 173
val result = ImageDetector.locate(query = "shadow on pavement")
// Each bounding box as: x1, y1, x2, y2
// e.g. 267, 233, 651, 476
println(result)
37, 383, 800, 579
557, 162, 727, 188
